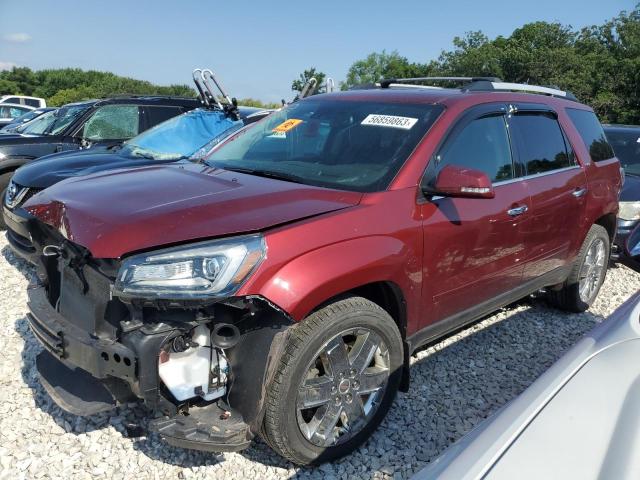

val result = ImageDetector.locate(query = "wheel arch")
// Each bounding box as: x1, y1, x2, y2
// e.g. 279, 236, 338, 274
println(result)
594, 212, 617, 244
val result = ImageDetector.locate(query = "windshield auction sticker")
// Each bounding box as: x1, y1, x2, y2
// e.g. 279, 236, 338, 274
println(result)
361, 114, 418, 130
273, 118, 303, 133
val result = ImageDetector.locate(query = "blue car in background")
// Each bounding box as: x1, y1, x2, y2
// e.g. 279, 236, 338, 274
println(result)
3, 97, 272, 262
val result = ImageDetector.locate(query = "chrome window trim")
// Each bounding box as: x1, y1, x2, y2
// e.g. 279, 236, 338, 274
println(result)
493, 165, 581, 187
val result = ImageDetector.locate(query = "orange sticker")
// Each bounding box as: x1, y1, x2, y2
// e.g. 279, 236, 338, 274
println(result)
273, 118, 303, 133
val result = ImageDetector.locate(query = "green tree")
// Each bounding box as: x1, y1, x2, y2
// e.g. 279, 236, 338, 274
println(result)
237, 98, 281, 109
343, 4, 640, 123
344, 50, 433, 88
0, 67, 197, 106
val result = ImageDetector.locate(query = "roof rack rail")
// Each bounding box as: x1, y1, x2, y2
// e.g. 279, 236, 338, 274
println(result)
378, 76, 578, 101
464, 80, 578, 100
379, 77, 501, 88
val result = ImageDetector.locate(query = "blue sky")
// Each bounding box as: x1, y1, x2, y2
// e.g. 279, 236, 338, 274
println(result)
0, 0, 635, 103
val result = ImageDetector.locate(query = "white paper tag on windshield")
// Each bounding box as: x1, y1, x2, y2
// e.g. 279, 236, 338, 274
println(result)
361, 114, 418, 130
637, 137, 640, 143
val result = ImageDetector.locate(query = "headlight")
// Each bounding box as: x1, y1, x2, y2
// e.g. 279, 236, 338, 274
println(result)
619, 201, 640, 221
4, 180, 29, 209
114, 234, 265, 300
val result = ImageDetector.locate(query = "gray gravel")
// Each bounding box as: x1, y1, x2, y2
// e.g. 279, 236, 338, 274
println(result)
1, 234, 639, 480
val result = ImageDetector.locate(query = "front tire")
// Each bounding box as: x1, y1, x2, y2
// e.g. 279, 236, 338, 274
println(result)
261, 296, 403, 465
548, 224, 610, 312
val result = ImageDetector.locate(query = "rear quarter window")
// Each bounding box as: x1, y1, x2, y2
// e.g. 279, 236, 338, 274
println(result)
566, 108, 615, 162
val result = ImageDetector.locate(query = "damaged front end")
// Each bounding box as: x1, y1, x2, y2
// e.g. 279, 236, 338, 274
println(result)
27, 223, 292, 452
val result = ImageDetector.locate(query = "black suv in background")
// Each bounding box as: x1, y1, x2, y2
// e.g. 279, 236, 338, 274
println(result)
0, 96, 201, 215
604, 124, 640, 258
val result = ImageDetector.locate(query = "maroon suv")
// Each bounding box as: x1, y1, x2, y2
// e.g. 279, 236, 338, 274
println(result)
20, 78, 621, 465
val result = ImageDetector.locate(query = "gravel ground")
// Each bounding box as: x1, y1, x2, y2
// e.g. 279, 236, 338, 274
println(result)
1, 234, 639, 480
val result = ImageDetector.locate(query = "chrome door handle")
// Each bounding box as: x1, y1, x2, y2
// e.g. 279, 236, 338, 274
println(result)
507, 205, 528, 217
572, 187, 587, 198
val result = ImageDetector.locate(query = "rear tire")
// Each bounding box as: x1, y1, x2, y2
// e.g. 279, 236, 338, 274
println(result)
548, 224, 610, 312
261, 296, 403, 465
0, 171, 14, 230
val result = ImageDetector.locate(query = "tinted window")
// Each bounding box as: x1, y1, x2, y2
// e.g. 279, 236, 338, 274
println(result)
567, 108, 614, 162
146, 106, 183, 128
435, 115, 513, 182
511, 113, 573, 175
6, 97, 21, 104
606, 129, 640, 175
82, 105, 140, 140
24, 98, 41, 107
18, 105, 90, 136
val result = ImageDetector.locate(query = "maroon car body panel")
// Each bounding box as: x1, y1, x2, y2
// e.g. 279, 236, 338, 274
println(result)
23, 90, 622, 337
23, 163, 362, 258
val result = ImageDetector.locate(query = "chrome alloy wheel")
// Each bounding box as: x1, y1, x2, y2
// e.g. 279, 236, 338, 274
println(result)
579, 237, 606, 303
296, 328, 390, 447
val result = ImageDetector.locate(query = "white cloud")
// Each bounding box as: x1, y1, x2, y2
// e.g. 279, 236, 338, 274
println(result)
4, 33, 31, 43
0, 61, 18, 71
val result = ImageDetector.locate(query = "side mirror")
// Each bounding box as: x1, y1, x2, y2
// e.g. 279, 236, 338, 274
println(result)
623, 224, 640, 272
429, 165, 495, 199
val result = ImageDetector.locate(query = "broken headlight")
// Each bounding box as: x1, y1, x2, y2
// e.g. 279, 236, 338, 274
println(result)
114, 234, 265, 300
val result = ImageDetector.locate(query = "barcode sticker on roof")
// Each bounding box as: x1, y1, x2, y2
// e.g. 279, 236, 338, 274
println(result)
361, 114, 418, 130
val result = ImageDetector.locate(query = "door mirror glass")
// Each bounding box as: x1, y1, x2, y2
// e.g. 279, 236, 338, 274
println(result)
624, 224, 640, 272
431, 164, 495, 199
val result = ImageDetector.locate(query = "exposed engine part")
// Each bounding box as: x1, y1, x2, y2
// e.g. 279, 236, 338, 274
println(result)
158, 325, 228, 402
211, 323, 241, 349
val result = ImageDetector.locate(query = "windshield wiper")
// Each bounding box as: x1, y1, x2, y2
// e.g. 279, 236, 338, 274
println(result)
220, 166, 307, 185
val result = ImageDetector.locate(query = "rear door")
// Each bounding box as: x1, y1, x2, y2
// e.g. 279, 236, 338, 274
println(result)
421, 104, 531, 325
508, 104, 588, 282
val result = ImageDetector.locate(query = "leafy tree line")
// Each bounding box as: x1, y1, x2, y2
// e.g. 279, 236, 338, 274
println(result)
0, 67, 280, 109
339, 5, 640, 124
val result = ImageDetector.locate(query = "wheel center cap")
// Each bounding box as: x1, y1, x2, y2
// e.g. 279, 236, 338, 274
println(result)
338, 379, 351, 394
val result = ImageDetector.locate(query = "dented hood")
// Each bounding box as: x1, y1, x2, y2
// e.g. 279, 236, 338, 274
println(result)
24, 163, 362, 258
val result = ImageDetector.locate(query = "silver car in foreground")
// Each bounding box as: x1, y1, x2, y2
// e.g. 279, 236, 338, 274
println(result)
415, 227, 640, 480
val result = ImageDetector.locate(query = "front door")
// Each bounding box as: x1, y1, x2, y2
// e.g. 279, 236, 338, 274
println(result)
420, 104, 531, 327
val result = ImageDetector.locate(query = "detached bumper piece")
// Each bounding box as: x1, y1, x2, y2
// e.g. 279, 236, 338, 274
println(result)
27, 285, 137, 381
150, 403, 252, 452
36, 350, 116, 415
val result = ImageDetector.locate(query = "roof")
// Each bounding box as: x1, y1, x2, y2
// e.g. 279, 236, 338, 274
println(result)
310, 86, 588, 109
603, 124, 640, 132
63, 96, 202, 108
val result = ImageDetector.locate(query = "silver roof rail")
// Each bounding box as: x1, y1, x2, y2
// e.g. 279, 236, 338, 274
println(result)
378, 76, 577, 100
487, 81, 572, 98
299, 77, 318, 99
191, 68, 240, 118
326, 77, 336, 93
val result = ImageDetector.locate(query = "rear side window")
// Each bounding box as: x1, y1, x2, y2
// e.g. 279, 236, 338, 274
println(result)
24, 98, 41, 107
566, 108, 614, 162
510, 113, 574, 175
145, 106, 183, 128
434, 115, 514, 182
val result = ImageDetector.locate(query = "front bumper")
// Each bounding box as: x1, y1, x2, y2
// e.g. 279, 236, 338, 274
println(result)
26, 283, 262, 452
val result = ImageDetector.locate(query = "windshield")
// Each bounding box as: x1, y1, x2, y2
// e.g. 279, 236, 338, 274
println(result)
120, 109, 243, 161
205, 99, 443, 192
17, 104, 89, 136
607, 129, 640, 175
